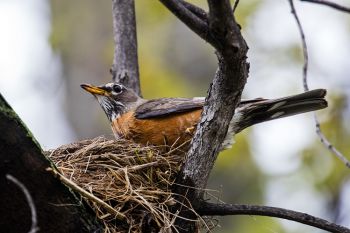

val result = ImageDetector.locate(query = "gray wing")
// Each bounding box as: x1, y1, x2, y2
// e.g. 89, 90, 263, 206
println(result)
135, 97, 267, 119
135, 97, 205, 119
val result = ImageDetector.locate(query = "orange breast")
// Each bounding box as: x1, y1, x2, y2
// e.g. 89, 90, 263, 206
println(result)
111, 110, 202, 149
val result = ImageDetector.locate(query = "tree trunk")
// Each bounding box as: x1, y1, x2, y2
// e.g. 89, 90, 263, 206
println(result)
0, 94, 102, 233
111, 0, 141, 96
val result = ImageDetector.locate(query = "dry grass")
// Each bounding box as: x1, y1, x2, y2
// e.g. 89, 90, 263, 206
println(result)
47, 136, 198, 232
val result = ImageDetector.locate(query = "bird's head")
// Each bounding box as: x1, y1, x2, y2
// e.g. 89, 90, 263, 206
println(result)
81, 82, 143, 121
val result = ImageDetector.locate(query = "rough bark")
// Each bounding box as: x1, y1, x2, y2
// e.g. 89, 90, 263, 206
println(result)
180, 1, 249, 195
0, 94, 102, 233
111, 0, 141, 95
161, 1, 248, 192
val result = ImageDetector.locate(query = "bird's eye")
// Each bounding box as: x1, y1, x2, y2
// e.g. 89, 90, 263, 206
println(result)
112, 84, 123, 93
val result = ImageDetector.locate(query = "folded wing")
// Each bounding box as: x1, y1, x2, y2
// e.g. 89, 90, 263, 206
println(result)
135, 97, 205, 119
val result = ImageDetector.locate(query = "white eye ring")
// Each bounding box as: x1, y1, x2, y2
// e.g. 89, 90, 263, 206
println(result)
112, 84, 123, 93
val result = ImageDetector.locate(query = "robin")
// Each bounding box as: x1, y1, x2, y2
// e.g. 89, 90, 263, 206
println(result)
81, 83, 327, 150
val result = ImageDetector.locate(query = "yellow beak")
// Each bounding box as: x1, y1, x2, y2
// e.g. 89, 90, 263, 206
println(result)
80, 84, 107, 96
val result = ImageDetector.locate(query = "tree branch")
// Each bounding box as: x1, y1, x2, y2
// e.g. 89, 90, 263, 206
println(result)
288, 0, 350, 168
233, 0, 241, 13
287, 0, 309, 92
159, 1, 249, 231
179, 0, 208, 22
111, 0, 141, 95
198, 202, 350, 233
178, 0, 248, 199
159, 0, 217, 46
300, 0, 350, 13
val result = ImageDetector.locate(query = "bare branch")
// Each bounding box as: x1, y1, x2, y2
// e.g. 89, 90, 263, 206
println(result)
315, 119, 350, 168
233, 0, 240, 13
288, 0, 350, 168
178, 0, 248, 196
301, 0, 350, 13
6, 174, 39, 233
287, 0, 309, 91
159, 0, 217, 46
111, 0, 141, 95
160, 1, 248, 231
169, 0, 248, 206
198, 202, 350, 233
179, 0, 208, 22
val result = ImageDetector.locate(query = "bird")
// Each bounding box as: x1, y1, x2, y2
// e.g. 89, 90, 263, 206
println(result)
81, 82, 327, 151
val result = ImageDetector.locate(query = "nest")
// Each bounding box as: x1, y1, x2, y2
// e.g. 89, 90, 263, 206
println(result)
48, 137, 195, 232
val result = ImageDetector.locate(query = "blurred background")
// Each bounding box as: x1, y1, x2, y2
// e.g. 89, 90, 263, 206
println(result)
0, 0, 349, 232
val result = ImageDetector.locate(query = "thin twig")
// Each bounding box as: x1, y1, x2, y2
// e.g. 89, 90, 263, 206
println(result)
6, 174, 39, 233
288, 0, 350, 168
315, 120, 350, 167
301, 0, 350, 13
233, 0, 240, 13
288, 0, 309, 91
197, 202, 350, 233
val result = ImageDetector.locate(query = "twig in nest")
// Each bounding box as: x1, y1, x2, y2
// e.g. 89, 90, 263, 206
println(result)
47, 167, 126, 220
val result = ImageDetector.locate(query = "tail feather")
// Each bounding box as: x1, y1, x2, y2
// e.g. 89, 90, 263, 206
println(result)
235, 89, 327, 132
